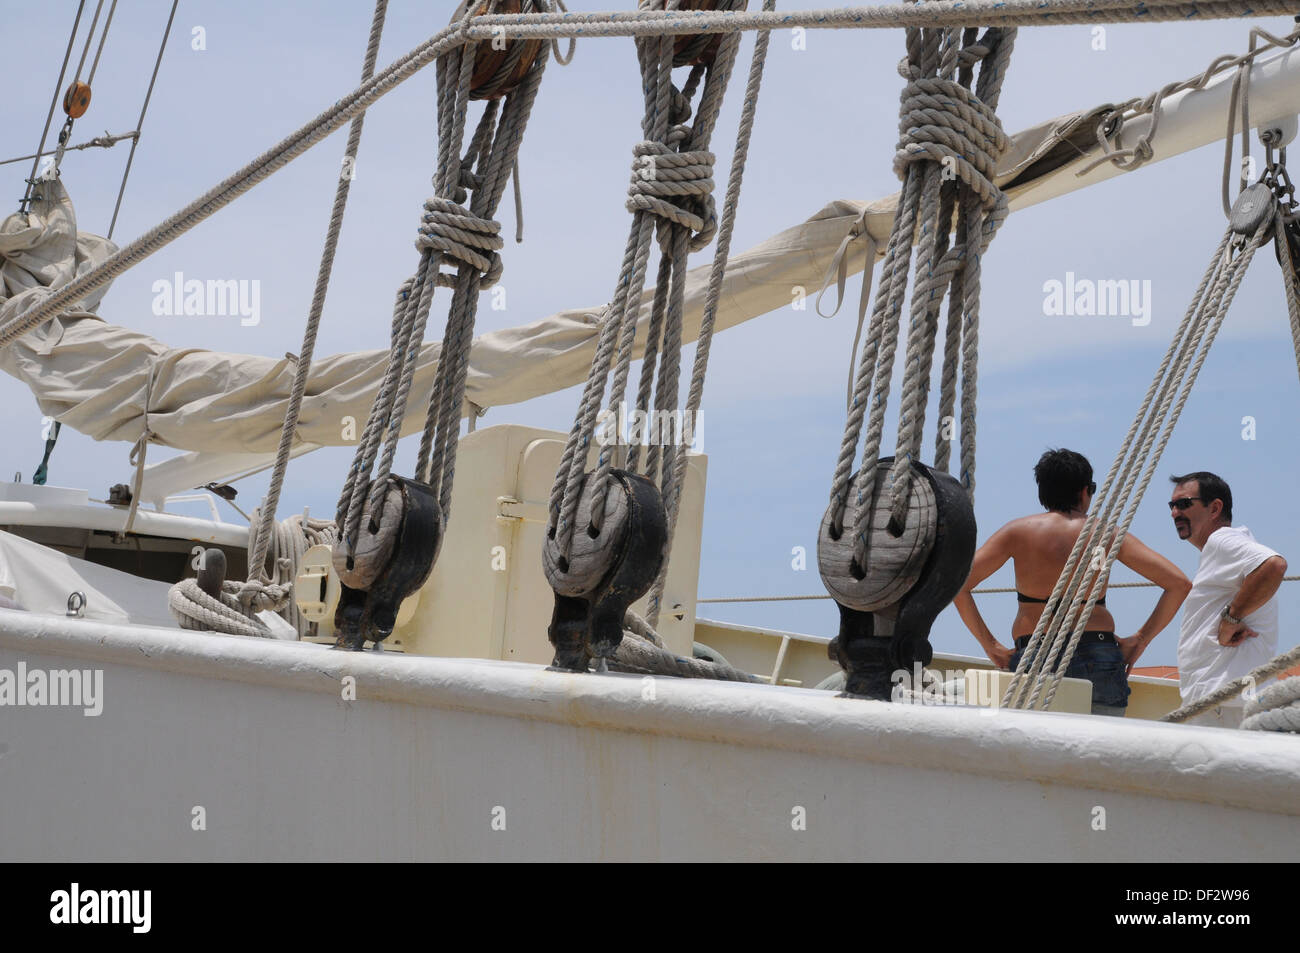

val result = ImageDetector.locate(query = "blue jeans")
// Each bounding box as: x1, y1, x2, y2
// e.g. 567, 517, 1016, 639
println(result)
1010, 634, 1130, 716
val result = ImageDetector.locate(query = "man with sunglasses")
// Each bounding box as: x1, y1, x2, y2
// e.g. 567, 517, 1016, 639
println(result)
1170, 471, 1288, 728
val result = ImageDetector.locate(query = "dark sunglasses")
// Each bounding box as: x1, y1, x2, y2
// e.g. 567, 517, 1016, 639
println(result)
1168, 496, 1203, 511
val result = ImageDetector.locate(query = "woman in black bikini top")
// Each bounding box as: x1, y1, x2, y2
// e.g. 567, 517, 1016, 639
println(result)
952, 449, 1190, 687
1016, 591, 1104, 607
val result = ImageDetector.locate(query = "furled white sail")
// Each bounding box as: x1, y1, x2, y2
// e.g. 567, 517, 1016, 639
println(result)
0, 108, 1105, 462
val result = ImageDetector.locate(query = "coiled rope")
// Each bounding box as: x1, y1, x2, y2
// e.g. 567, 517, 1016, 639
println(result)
169, 513, 336, 638
611, 628, 759, 682
1242, 677, 1300, 732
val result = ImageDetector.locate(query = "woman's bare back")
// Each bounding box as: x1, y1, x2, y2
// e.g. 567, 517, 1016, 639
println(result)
1007, 511, 1113, 638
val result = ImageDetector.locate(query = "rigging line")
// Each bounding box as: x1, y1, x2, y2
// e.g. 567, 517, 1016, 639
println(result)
70, 1, 107, 88
1078, 25, 1300, 178
4, 1, 1282, 348
0, 129, 137, 168
246, 0, 390, 586
107, 0, 178, 240
697, 578, 1300, 603
86, 0, 119, 88
466, 0, 1300, 39
20, 0, 87, 214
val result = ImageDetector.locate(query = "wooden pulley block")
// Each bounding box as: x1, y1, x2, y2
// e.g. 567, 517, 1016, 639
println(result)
817, 457, 937, 614
332, 476, 443, 651
822, 460, 976, 699
1229, 182, 1275, 237
332, 478, 407, 590
454, 0, 547, 101
542, 468, 667, 671
671, 0, 747, 68
62, 81, 92, 119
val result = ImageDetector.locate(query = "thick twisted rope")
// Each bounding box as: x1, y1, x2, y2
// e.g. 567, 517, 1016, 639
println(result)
548, 0, 743, 563
1004, 213, 1272, 711
887, 31, 1013, 526
336, 2, 553, 560
611, 628, 758, 682
1160, 642, 1300, 726
170, 512, 336, 638
246, 0, 389, 599
469, 1, 1300, 38
338, 36, 481, 550
644, 0, 778, 626
247, 511, 338, 636
422, 44, 548, 515
827, 26, 1014, 571
1243, 677, 1300, 732
827, 26, 939, 546
168, 579, 281, 638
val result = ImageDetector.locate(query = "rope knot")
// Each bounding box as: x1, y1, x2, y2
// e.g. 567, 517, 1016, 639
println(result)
626, 141, 717, 251
892, 76, 1010, 214
235, 578, 292, 613
416, 196, 504, 287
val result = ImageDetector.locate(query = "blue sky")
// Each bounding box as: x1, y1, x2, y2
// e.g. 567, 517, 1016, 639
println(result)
3, 1, 1299, 668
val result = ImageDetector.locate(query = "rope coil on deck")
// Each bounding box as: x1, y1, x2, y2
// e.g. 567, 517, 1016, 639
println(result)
612, 627, 757, 683
1242, 677, 1300, 732
168, 579, 284, 638
169, 512, 336, 638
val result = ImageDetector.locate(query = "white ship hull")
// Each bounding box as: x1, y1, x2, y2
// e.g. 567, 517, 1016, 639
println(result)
3, 611, 1296, 862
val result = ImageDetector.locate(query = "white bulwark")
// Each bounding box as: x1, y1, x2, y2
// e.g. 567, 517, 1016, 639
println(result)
1, 610, 1296, 862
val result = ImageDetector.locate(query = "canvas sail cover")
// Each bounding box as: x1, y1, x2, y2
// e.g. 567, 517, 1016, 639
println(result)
0, 107, 1109, 471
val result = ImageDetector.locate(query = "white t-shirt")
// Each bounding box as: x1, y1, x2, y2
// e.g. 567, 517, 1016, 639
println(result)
1178, 526, 1281, 707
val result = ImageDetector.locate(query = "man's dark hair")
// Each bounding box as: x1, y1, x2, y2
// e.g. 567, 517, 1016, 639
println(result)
1034, 449, 1093, 512
1170, 471, 1232, 523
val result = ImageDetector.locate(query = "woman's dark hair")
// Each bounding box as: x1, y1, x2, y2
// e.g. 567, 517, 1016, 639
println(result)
1169, 471, 1232, 522
1034, 449, 1093, 513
